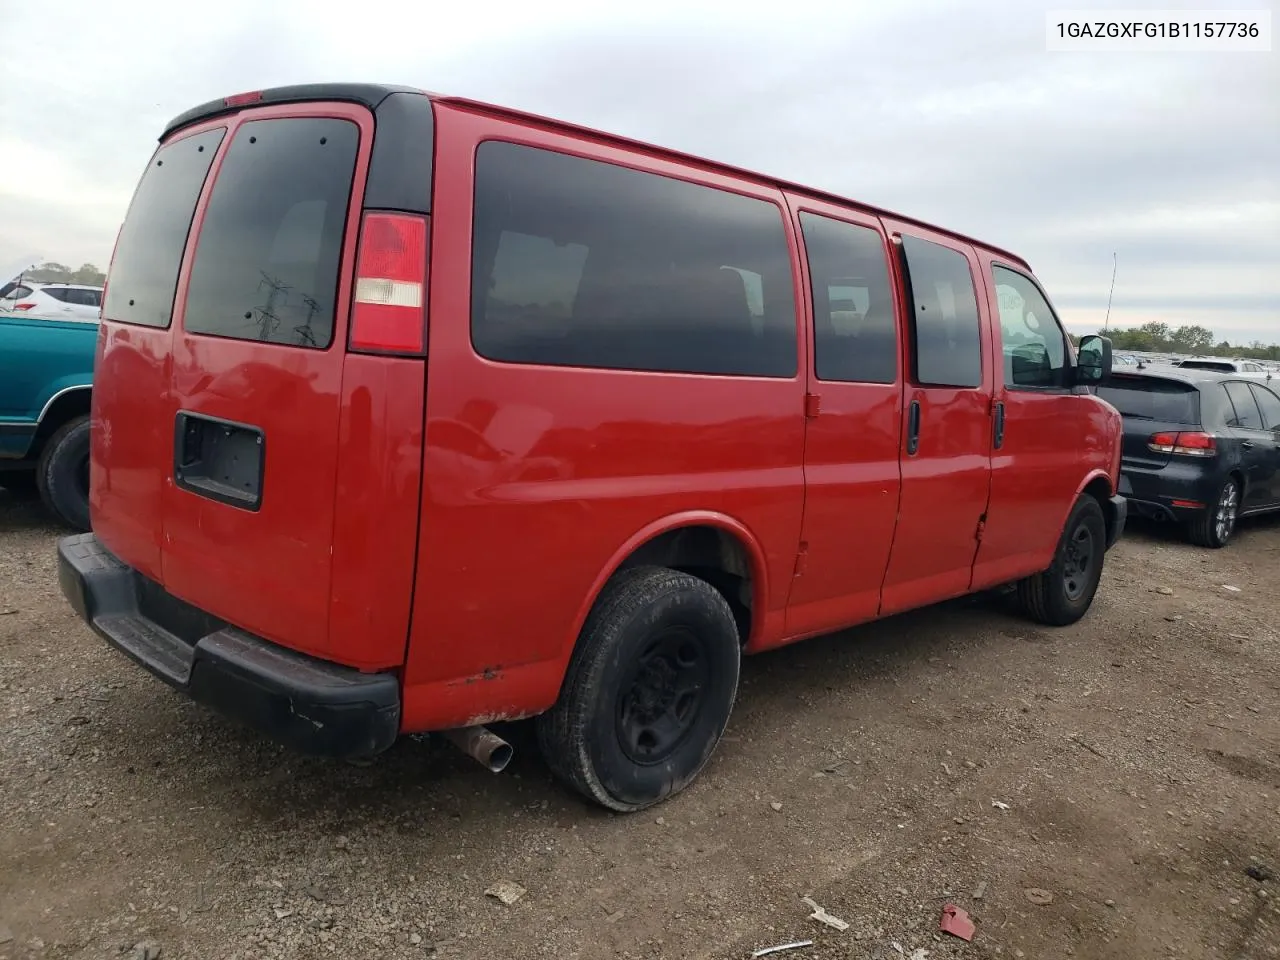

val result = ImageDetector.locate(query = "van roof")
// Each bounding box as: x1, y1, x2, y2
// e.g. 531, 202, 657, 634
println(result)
163, 82, 1031, 271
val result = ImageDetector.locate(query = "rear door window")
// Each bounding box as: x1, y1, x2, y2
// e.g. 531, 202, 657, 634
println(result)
470, 141, 797, 378
104, 128, 225, 328
899, 236, 982, 388
183, 118, 359, 349
799, 213, 897, 384
1224, 381, 1264, 429
1095, 379, 1200, 424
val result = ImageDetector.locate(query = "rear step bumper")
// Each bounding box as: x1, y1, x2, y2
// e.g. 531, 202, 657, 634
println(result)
1105, 494, 1128, 550
57, 533, 400, 759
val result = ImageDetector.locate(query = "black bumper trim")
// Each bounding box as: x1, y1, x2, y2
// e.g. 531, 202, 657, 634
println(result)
57, 533, 400, 759
1105, 494, 1128, 550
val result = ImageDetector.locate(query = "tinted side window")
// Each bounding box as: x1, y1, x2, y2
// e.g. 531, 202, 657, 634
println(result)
900, 236, 982, 388
1224, 381, 1263, 429
799, 213, 897, 384
42, 287, 71, 303
104, 128, 225, 328
1249, 383, 1280, 429
471, 141, 797, 378
992, 266, 1067, 388
184, 118, 359, 349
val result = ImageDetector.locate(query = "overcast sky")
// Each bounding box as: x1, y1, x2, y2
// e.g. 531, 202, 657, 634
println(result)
1, 0, 1276, 342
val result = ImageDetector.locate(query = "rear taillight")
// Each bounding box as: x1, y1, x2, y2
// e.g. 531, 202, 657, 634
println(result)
348, 212, 428, 355
13, 302, 36, 311
1148, 431, 1216, 457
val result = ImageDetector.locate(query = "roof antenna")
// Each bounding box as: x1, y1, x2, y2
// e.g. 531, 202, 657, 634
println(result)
1103, 251, 1117, 333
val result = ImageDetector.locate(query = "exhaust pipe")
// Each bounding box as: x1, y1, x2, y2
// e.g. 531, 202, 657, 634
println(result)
440, 725, 513, 773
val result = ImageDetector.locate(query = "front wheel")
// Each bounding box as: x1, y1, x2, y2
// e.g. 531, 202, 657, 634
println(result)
1017, 495, 1107, 626
37, 415, 91, 531
536, 566, 741, 812
1186, 477, 1238, 548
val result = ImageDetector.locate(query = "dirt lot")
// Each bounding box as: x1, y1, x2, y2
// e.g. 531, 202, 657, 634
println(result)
1, 492, 1277, 960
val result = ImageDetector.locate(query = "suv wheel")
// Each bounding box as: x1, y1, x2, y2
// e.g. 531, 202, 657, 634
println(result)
37, 415, 91, 531
1017, 495, 1106, 626
1187, 476, 1238, 548
537, 566, 741, 812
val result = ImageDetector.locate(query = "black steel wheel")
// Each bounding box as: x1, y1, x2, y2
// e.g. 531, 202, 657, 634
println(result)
1017, 495, 1107, 626
537, 566, 741, 811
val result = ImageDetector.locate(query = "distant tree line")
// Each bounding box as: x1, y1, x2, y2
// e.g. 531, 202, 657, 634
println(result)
23, 261, 107, 286
1094, 322, 1279, 360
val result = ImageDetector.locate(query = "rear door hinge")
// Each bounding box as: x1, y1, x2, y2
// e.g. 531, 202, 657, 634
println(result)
975, 515, 986, 542
804, 393, 821, 419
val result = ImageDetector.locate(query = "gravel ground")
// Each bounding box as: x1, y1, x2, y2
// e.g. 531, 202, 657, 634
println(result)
1, 488, 1277, 960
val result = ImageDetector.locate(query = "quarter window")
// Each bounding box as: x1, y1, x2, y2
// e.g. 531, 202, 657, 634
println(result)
1224, 381, 1264, 429
799, 213, 897, 383
900, 236, 982, 388
1248, 383, 1280, 430
992, 266, 1068, 388
471, 141, 797, 378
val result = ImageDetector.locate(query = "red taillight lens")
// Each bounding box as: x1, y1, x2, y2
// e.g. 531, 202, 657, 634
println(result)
13, 302, 36, 311
349, 212, 428, 355
1148, 431, 1216, 457
223, 90, 263, 107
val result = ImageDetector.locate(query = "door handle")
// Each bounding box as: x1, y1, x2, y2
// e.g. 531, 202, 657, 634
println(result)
1242, 440, 1255, 450
906, 400, 921, 456
993, 401, 1006, 450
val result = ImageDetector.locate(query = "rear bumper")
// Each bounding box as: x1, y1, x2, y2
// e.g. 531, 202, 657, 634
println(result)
57, 533, 400, 759
1119, 462, 1218, 524
1105, 494, 1127, 550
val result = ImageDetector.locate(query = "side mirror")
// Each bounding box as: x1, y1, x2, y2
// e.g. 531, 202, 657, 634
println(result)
1076, 334, 1112, 385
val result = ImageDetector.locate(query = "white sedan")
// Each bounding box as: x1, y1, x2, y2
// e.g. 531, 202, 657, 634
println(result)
0, 280, 102, 323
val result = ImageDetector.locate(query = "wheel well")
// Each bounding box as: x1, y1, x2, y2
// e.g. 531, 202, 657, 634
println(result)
615, 525, 755, 645
32, 389, 92, 455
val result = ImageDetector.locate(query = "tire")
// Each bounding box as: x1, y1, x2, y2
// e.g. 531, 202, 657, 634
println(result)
1186, 476, 1238, 549
1017, 495, 1107, 626
536, 566, 741, 812
0, 470, 39, 499
36, 415, 91, 531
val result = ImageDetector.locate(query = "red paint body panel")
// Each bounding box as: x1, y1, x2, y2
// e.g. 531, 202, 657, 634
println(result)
328, 354, 426, 669
91, 320, 172, 582
969, 251, 1122, 590
91, 88, 1124, 740
879, 222, 995, 617
781, 196, 903, 642
398, 104, 806, 729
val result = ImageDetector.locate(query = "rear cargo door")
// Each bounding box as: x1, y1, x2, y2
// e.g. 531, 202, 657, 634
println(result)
160, 103, 372, 659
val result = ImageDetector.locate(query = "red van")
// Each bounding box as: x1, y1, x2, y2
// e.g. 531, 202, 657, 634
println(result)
59, 84, 1126, 811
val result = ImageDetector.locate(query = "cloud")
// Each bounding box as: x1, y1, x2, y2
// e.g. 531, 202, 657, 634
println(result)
1, 0, 1276, 341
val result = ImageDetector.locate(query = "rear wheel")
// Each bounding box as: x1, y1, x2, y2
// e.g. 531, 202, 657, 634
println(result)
1187, 476, 1238, 548
1017, 495, 1106, 626
536, 566, 741, 812
37, 415, 91, 531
